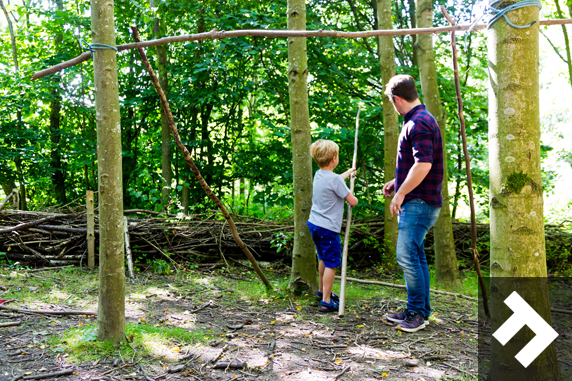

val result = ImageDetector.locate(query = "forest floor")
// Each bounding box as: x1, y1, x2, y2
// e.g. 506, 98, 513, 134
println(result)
0, 263, 567, 381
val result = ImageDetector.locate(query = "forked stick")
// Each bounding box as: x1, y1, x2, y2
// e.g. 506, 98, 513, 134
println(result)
338, 105, 361, 317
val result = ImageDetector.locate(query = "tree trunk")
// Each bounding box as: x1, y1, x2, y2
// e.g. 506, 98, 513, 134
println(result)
375, 0, 399, 263
415, 0, 461, 290
407, 0, 418, 66
150, 0, 172, 207
488, 2, 560, 378
50, 0, 66, 205
287, 0, 318, 293
91, 0, 125, 343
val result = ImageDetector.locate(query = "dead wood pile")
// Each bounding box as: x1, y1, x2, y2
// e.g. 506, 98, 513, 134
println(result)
0, 210, 571, 271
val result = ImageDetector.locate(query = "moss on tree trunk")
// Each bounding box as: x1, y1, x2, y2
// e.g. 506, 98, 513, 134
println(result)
91, 0, 125, 343
287, 0, 318, 293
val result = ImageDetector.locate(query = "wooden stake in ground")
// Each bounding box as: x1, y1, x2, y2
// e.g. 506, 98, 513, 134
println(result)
86, 190, 95, 269
440, 6, 489, 316
124, 217, 134, 280
130, 25, 272, 289
338, 105, 361, 318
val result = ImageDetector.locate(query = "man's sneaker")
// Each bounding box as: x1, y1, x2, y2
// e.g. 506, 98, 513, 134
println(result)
386, 309, 429, 327
315, 291, 340, 303
396, 311, 426, 333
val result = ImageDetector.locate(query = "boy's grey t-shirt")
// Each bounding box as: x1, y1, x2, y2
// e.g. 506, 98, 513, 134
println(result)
308, 169, 351, 233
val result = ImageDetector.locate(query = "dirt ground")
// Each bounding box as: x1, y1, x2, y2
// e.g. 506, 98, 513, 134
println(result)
0, 264, 543, 381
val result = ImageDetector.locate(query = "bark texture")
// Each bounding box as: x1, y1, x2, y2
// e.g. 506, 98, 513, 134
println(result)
287, 0, 318, 293
375, 0, 398, 262
415, 0, 461, 289
91, 0, 125, 343
488, 2, 560, 378
150, 0, 172, 206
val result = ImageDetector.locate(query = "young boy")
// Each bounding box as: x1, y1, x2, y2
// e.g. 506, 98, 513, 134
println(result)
307, 139, 358, 313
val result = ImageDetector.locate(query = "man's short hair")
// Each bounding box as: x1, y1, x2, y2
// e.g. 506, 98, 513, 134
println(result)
384, 74, 419, 102
310, 139, 339, 168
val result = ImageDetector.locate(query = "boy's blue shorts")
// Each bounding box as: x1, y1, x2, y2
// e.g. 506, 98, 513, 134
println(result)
307, 221, 342, 268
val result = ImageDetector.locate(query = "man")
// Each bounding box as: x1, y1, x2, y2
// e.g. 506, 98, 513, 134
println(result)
382, 74, 444, 333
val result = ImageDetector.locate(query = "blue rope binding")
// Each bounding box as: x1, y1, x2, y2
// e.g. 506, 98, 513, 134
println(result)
487, 0, 542, 29
464, 0, 542, 46
80, 39, 118, 57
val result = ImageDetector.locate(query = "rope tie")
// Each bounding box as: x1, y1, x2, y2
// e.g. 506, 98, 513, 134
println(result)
80, 39, 118, 57
487, 0, 542, 29
465, 0, 542, 46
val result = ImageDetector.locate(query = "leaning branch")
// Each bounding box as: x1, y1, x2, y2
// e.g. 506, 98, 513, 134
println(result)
31, 19, 572, 81
131, 25, 272, 290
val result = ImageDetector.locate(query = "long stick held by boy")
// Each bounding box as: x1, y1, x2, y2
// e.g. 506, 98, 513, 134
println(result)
307, 140, 358, 313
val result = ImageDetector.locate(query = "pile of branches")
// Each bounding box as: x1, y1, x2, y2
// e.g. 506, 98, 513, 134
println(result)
1, 209, 571, 272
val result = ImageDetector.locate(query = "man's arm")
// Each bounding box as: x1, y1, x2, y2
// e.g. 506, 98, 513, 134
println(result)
389, 162, 432, 217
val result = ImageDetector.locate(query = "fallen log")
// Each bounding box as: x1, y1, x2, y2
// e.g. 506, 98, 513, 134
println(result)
0, 304, 97, 316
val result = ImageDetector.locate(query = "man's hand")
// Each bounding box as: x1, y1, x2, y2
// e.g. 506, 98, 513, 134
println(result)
390, 192, 405, 217
383, 179, 395, 198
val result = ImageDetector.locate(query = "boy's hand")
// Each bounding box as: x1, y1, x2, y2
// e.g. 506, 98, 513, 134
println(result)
383, 179, 395, 197
341, 167, 357, 180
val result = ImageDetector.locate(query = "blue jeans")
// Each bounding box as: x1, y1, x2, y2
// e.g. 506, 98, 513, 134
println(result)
396, 199, 441, 318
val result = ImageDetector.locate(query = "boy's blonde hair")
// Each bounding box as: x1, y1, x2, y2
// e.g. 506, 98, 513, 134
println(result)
310, 139, 339, 168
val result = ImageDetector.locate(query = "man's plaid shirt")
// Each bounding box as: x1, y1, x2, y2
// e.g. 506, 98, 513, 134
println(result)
394, 104, 444, 207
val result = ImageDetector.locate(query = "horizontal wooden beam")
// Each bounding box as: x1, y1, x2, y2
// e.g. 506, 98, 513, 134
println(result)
31, 19, 572, 81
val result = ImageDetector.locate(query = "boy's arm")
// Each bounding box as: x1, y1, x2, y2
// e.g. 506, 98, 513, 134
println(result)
340, 167, 356, 180
345, 192, 358, 207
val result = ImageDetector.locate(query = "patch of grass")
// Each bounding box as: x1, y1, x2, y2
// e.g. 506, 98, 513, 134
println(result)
49, 322, 214, 363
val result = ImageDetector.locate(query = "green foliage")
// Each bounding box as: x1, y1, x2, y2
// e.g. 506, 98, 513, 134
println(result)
150, 259, 172, 275
270, 232, 293, 254
0, 0, 495, 224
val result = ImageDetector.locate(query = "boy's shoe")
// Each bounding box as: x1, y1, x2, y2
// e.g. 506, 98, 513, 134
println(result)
385, 309, 429, 326
318, 300, 339, 313
315, 291, 340, 303
396, 311, 426, 333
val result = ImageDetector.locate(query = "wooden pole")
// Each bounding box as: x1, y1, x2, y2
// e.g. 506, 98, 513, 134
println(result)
440, 6, 489, 316
124, 216, 134, 280
338, 105, 361, 318
130, 25, 272, 289
87, 190, 95, 269
30, 19, 572, 82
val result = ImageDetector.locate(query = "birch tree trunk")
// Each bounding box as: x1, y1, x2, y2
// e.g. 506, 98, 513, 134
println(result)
91, 0, 125, 343
150, 0, 172, 207
488, 2, 560, 378
375, 0, 398, 263
287, 0, 318, 293
415, 0, 460, 289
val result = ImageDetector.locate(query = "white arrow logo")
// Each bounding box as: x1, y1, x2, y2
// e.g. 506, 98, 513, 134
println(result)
492, 291, 558, 368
